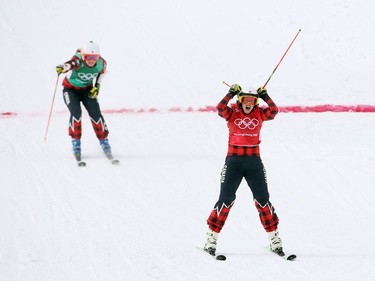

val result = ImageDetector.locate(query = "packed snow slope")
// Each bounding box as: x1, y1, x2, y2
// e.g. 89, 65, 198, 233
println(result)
1, 0, 375, 281
1, 112, 375, 281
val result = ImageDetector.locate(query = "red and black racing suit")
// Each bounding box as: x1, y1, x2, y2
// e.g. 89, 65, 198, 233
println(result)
207, 92, 280, 233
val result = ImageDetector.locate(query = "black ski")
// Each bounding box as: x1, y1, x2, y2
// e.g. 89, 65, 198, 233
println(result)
271, 249, 297, 261
197, 247, 226, 261
74, 154, 86, 167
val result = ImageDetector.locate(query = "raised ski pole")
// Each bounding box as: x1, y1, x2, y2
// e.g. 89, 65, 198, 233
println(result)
222, 29, 301, 90
262, 29, 301, 89
44, 74, 60, 142
222, 81, 231, 87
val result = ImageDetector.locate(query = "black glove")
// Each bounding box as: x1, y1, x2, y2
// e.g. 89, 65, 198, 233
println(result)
257, 87, 268, 99
228, 84, 242, 97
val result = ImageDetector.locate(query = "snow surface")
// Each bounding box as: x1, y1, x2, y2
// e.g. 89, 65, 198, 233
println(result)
1, 0, 375, 280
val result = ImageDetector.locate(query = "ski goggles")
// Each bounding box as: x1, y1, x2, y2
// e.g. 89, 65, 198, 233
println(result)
83, 54, 100, 62
238, 95, 258, 105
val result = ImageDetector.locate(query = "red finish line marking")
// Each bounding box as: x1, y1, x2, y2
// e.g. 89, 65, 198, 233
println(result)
101, 105, 375, 114
2, 105, 375, 117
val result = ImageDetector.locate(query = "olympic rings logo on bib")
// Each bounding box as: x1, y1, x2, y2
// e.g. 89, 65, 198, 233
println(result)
78, 72, 98, 81
234, 118, 259, 130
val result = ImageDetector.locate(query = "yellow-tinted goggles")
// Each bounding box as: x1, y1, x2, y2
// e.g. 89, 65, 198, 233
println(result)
239, 95, 258, 105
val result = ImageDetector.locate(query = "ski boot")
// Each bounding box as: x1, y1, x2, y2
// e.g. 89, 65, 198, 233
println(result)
100, 138, 111, 155
72, 139, 81, 156
268, 229, 283, 253
72, 139, 85, 166
204, 229, 218, 256
100, 138, 119, 164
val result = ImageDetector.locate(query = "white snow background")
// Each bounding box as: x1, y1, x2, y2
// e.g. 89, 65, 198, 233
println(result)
1, 0, 375, 280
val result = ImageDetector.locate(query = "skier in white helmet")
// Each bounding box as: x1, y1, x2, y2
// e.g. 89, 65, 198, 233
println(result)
56, 41, 116, 164
204, 84, 284, 257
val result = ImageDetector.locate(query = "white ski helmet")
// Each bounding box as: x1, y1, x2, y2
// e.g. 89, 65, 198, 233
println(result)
81, 41, 101, 56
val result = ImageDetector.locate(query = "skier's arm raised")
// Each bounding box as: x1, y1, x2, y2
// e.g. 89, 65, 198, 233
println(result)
216, 84, 241, 120
257, 87, 279, 121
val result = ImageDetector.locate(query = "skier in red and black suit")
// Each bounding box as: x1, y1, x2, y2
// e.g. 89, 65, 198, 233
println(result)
204, 84, 284, 256
56, 41, 113, 160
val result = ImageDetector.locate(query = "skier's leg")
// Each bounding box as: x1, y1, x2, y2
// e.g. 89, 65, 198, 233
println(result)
244, 157, 279, 232
82, 95, 112, 154
82, 95, 109, 141
254, 200, 279, 232
63, 88, 82, 140
206, 156, 243, 233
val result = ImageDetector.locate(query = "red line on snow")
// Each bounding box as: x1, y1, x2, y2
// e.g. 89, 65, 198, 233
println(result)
279, 105, 375, 113
101, 104, 375, 114
0, 112, 17, 117
2, 105, 375, 118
